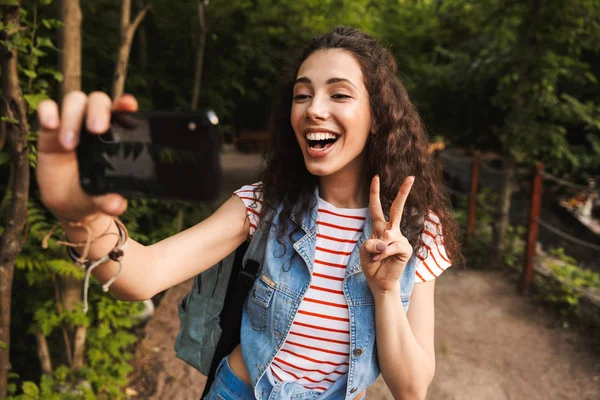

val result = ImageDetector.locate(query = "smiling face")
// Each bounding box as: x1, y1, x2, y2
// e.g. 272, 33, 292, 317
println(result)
291, 49, 373, 181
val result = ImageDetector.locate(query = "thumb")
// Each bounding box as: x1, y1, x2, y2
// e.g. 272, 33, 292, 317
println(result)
90, 193, 128, 216
362, 238, 387, 255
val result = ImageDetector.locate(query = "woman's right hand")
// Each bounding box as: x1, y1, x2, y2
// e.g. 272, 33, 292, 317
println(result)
36, 91, 137, 223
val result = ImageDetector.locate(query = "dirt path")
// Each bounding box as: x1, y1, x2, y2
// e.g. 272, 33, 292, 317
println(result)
128, 151, 600, 399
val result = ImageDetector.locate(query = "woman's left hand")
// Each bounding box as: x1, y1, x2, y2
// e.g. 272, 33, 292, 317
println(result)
360, 175, 415, 294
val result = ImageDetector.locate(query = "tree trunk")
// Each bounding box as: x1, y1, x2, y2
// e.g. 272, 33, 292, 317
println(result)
0, 3, 31, 396
57, 0, 82, 100
494, 0, 544, 266
35, 333, 53, 375
490, 157, 515, 266
112, 0, 151, 101
57, 0, 87, 372
191, 0, 206, 110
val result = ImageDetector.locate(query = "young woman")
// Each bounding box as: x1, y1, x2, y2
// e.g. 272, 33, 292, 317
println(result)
36, 27, 459, 400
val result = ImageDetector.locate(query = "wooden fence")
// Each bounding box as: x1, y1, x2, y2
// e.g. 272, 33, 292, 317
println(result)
437, 150, 600, 294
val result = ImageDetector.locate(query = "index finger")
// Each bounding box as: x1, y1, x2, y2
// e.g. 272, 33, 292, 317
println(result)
37, 99, 62, 153
112, 93, 138, 111
369, 175, 385, 222
389, 176, 415, 229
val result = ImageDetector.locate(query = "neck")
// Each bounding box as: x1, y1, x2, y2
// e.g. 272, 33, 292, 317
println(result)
318, 171, 368, 209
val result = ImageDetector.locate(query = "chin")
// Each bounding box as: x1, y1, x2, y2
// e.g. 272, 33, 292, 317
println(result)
303, 160, 336, 177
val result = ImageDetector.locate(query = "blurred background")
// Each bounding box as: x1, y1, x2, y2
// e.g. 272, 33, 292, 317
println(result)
0, 0, 599, 398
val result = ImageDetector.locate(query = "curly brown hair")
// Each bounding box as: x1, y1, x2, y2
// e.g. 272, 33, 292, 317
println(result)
257, 26, 460, 263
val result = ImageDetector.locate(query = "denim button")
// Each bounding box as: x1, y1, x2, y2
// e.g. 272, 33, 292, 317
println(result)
350, 387, 358, 393
353, 348, 362, 357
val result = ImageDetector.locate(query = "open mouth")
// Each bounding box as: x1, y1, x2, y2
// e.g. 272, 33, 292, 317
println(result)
306, 132, 340, 150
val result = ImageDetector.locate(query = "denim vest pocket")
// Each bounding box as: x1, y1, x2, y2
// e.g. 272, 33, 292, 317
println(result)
247, 275, 275, 331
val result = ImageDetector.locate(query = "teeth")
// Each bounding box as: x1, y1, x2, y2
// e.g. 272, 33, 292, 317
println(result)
306, 132, 337, 141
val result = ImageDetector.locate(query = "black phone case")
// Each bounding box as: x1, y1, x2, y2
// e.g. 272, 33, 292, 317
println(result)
77, 111, 221, 203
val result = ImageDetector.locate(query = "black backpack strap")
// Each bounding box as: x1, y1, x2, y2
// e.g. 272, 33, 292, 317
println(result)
201, 243, 263, 397
201, 241, 248, 398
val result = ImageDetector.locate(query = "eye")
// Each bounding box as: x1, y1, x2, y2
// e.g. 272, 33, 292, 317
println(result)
293, 94, 311, 101
331, 94, 352, 100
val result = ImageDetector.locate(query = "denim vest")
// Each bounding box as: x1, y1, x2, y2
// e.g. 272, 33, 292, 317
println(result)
240, 196, 418, 400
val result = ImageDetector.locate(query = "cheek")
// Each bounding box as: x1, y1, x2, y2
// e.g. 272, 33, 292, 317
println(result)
290, 104, 304, 128
340, 107, 371, 141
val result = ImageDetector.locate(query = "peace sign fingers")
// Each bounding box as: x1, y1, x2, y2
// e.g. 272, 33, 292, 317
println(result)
389, 176, 415, 229
369, 175, 415, 229
362, 176, 416, 293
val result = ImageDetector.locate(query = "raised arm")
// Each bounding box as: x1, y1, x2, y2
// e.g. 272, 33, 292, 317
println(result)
59, 196, 249, 301
37, 91, 250, 301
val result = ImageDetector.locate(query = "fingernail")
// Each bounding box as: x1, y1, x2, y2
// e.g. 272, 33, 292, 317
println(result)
376, 242, 386, 252
43, 114, 58, 128
89, 118, 100, 132
62, 131, 77, 149
372, 254, 381, 262
409, 176, 415, 181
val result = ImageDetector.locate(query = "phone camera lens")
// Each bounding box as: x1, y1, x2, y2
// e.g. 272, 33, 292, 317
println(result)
207, 110, 219, 125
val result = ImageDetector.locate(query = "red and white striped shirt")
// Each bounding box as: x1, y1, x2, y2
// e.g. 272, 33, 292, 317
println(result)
233, 183, 451, 392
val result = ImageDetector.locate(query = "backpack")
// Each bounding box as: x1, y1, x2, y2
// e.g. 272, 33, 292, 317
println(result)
174, 221, 269, 396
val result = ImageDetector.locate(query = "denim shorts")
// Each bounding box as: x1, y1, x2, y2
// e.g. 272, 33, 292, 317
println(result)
203, 356, 256, 399
203, 356, 367, 400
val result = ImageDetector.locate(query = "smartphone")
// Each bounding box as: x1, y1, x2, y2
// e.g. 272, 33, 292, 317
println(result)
77, 110, 221, 203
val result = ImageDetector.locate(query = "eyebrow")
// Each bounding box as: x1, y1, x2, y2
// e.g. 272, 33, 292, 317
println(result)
294, 76, 358, 89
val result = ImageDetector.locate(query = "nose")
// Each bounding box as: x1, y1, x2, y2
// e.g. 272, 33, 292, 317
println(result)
305, 95, 330, 121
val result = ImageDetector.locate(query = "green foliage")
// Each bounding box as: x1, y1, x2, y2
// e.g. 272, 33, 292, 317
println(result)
531, 247, 600, 315
377, 0, 600, 178
80, 290, 142, 399
7, 372, 96, 400
460, 189, 498, 266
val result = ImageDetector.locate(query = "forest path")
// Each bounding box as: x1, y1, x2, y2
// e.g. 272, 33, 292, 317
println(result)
128, 150, 600, 400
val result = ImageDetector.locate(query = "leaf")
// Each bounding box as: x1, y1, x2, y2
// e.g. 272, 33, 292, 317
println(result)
24, 93, 50, 111
0, 0, 19, 5
38, 67, 63, 82
22, 381, 40, 397
36, 36, 57, 50
41, 18, 64, 29
23, 69, 37, 79
31, 47, 47, 57
7, 383, 17, 395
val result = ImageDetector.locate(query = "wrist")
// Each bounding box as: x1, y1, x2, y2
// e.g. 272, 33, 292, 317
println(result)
59, 213, 113, 240
369, 281, 401, 303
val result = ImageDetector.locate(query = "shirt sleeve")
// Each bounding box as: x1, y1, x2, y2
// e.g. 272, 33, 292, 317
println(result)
233, 182, 263, 238
414, 212, 452, 283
